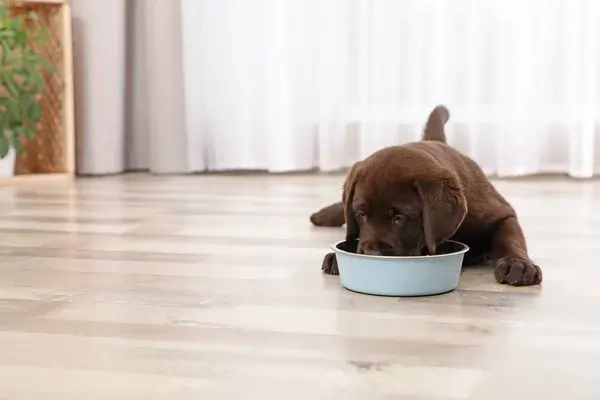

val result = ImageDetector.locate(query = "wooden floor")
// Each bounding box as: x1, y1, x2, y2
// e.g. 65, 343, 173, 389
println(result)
0, 173, 599, 399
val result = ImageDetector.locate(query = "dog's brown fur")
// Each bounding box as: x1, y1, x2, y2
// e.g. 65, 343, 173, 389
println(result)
311, 105, 542, 286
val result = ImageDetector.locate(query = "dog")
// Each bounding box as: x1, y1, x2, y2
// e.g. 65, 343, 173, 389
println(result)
310, 105, 542, 287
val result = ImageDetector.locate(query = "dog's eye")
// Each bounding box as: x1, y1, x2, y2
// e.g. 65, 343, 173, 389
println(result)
392, 215, 405, 224
355, 211, 367, 219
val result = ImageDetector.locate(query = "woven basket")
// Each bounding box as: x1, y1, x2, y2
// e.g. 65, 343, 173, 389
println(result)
3, 0, 74, 178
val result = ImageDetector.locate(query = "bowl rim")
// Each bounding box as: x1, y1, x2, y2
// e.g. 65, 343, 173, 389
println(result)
331, 239, 469, 260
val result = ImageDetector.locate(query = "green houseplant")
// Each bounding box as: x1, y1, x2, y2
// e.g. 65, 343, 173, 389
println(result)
0, 2, 51, 177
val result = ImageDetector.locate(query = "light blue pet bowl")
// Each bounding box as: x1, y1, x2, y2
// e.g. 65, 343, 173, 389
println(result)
331, 240, 469, 297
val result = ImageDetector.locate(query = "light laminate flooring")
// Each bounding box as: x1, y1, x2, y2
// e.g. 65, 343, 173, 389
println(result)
0, 173, 599, 399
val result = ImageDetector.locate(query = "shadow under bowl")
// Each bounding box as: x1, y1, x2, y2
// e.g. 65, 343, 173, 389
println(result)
331, 240, 469, 297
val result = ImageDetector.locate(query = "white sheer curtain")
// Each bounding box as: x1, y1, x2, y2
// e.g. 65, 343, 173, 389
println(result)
179, 0, 600, 177
74, 0, 600, 177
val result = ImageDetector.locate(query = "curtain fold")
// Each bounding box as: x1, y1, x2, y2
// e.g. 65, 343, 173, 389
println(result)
71, 0, 126, 174
73, 0, 600, 178
139, 0, 189, 173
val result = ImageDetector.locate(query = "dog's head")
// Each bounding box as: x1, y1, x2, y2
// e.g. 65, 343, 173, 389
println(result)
343, 146, 467, 256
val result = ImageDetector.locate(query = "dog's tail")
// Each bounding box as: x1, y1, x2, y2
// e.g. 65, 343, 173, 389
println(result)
422, 105, 450, 143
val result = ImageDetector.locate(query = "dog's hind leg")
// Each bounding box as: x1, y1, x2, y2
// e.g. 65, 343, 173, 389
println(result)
310, 201, 345, 227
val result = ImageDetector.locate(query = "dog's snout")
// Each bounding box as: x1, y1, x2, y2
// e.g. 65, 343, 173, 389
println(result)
358, 240, 394, 256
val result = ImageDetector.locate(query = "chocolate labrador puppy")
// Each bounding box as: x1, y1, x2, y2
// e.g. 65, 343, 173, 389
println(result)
311, 106, 542, 286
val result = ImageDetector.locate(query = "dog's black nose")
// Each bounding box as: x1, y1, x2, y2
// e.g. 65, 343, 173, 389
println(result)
361, 248, 382, 256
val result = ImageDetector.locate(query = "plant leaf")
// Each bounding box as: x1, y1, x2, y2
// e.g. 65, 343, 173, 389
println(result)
10, 16, 23, 31
0, 36, 10, 56
28, 101, 41, 122
2, 74, 19, 96
30, 70, 45, 93
10, 132, 22, 154
20, 126, 35, 140
6, 101, 22, 126
0, 134, 9, 159
4, 49, 21, 66
0, 29, 15, 39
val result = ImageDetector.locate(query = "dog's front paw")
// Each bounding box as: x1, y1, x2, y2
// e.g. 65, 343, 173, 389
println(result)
321, 252, 339, 275
494, 258, 542, 286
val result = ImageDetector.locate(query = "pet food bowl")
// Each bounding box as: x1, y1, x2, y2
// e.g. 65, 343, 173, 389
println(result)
331, 239, 469, 296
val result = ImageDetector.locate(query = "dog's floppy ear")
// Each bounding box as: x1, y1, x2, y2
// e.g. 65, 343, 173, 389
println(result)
414, 175, 467, 255
342, 161, 362, 241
